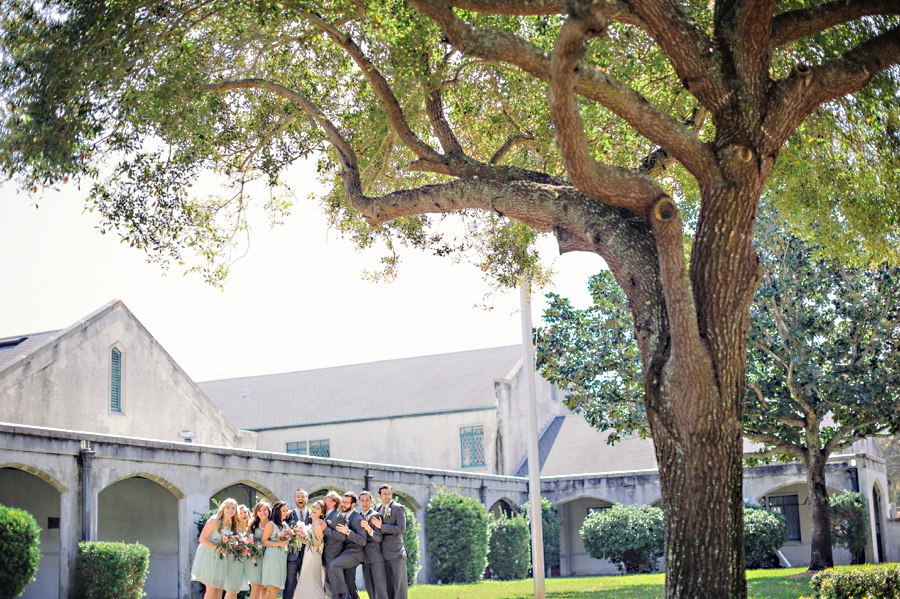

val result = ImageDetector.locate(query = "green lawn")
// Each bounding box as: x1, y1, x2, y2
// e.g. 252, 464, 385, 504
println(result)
388, 568, 817, 599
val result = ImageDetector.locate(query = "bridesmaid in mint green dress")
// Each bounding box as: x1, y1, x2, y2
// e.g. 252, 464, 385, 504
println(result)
246, 501, 271, 599
191, 498, 240, 599
224, 504, 252, 596
261, 500, 291, 599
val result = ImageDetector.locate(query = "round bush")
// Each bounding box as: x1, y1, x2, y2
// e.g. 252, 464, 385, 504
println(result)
403, 507, 422, 585
744, 505, 787, 569
425, 489, 490, 583
0, 504, 41, 599
579, 503, 664, 574
488, 514, 531, 580
75, 541, 149, 599
830, 490, 870, 559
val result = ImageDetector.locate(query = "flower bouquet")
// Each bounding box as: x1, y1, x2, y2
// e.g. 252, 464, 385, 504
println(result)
278, 523, 295, 550
236, 532, 263, 564
219, 533, 245, 561
303, 523, 323, 551
287, 523, 307, 553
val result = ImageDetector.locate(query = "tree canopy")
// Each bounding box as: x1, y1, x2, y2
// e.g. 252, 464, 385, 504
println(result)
3, 2, 899, 597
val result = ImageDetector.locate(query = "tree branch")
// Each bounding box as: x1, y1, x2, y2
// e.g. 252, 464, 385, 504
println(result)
771, 0, 900, 50
549, 11, 661, 215
765, 24, 900, 150
409, 0, 719, 187
295, 7, 445, 163
714, 0, 776, 103
743, 431, 803, 460
423, 74, 465, 155
489, 133, 535, 165
627, 0, 731, 114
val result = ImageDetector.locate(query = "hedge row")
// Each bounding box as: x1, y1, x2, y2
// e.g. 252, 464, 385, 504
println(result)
811, 565, 900, 599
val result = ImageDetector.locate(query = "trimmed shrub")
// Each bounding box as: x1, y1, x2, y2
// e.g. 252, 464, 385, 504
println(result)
75, 541, 149, 599
830, 490, 869, 561
579, 503, 664, 574
744, 504, 787, 569
0, 504, 41, 599
522, 497, 560, 572
488, 514, 531, 580
425, 489, 489, 583
811, 565, 900, 599
403, 507, 422, 585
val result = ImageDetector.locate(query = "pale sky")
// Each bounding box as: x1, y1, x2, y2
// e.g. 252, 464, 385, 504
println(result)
0, 159, 604, 382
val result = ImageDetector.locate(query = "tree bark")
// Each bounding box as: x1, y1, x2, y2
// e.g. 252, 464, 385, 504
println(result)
806, 450, 835, 571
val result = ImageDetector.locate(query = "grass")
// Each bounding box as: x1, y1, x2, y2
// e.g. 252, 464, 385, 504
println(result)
384, 568, 818, 599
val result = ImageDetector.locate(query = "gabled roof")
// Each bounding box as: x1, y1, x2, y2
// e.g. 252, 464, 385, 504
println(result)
200, 345, 524, 431
0, 330, 60, 371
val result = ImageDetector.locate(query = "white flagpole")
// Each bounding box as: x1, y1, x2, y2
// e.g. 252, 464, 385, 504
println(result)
520, 279, 546, 598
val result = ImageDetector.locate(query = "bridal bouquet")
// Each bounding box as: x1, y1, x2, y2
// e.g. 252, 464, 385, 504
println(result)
236, 532, 263, 564
277, 523, 295, 545
303, 523, 323, 551
218, 533, 245, 561
287, 523, 306, 553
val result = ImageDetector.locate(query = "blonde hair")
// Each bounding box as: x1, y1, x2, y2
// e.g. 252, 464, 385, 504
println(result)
214, 498, 239, 533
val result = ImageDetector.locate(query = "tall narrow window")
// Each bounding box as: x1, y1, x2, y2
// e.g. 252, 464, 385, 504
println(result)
110, 347, 122, 413
460, 425, 485, 468
768, 494, 801, 541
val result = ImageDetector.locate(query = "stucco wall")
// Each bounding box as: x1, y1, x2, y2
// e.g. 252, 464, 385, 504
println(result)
255, 409, 499, 472
0, 303, 255, 449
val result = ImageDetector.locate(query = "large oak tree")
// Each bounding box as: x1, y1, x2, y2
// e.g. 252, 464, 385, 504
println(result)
534, 213, 900, 571
2, 1, 899, 597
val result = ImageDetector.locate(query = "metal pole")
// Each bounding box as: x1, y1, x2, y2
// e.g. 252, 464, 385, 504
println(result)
80, 441, 95, 542
520, 280, 546, 598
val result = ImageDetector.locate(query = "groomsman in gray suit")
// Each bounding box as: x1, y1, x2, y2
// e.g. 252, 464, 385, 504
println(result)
373, 484, 407, 599
328, 492, 367, 599
359, 491, 388, 599
284, 488, 310, 599
322, 491, 346, 591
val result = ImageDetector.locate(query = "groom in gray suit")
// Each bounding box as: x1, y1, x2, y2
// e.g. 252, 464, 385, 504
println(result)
284, 488, 310, 599
373, 484, 407, 599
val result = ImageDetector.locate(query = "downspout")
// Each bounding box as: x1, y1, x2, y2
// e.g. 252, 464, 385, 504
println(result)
80, 440, 95, 542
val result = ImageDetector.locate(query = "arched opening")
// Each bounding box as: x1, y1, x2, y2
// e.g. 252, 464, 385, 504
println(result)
873, 483, 885, 563
212, 481, 277, 509
0, 466, 62, 599
98, 476, 179, 599
554, 495, 615, 577
489, 498, 516, 518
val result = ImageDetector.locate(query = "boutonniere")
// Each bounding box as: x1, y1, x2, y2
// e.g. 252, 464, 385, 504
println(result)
384, 504, 392, 518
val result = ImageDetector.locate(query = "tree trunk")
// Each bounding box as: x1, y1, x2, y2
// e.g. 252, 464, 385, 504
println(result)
641, 179, 763, 598
807, 451, 834, 571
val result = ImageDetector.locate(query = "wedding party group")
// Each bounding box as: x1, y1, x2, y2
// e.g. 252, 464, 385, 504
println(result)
190, 484, 409, 599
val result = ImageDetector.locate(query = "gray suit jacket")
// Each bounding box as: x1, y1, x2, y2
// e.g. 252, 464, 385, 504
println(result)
378, 501, 407, 560
322, 508, 345, 565
362, 508, 384, 564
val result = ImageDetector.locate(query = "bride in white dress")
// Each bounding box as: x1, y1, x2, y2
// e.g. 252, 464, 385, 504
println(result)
297, 500, 328, 599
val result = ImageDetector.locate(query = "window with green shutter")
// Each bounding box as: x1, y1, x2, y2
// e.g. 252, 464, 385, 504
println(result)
110, 347, 122, 412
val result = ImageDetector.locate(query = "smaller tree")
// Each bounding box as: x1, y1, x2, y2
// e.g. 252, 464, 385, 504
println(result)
488, 515, 531, 580
425, 489, 489, 583
830, 491, 870, 564
0, 504, 41, 599
744, 504, 788, 569
580, 503, 664, 574
403, 508, 421, 585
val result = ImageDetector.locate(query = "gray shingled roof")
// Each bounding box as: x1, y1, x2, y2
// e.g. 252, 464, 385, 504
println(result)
515, 415, 566, 477
0, 330, 60, 371
199, 345, 524, 430
537, 415, 659, 476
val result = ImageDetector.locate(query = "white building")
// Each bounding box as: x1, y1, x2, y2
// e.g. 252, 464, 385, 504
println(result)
1, 300, 896, 598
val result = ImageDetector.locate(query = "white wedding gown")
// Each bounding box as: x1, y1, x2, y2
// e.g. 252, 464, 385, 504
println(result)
297, 541, 327, 599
